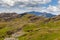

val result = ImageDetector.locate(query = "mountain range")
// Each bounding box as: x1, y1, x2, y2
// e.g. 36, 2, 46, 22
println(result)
27, 11, 56, 18
0, 12, 60, 40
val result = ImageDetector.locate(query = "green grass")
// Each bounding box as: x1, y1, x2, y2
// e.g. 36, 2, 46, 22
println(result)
18, 20, 60, 40
23, 23, 37, 32
0, 14, 60, 40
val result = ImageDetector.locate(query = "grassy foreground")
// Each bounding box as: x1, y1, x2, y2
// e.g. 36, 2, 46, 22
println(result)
0, 13, 60, 40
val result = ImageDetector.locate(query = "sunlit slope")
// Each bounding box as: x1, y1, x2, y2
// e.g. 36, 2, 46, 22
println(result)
0, 13, 60, 40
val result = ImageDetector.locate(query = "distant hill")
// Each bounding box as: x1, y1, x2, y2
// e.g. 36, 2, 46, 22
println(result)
0, 12, 46, 22
27, 11, 56, 18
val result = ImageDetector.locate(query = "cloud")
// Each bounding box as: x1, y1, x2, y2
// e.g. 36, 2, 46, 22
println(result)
0, 0, 52, 13
1, 0, 60, 15
0, 0, 51, 6
47, 5, 58, 12
42, 5, 60, 15
0, 8, 32, 13
58, 0, 60, 4
33, 0, 51, 4
49, 0, 60, 14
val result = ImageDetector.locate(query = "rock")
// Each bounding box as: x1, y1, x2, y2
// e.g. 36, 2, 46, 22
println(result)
4, 38, 18, 40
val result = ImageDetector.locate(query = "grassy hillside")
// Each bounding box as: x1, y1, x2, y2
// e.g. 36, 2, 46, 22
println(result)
0, 13, 60, 40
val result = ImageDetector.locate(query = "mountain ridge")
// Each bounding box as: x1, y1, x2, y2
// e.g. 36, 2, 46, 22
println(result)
27, 11, 56, 18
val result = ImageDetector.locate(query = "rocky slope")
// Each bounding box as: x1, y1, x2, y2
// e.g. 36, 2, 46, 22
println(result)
0, 13, 60, 40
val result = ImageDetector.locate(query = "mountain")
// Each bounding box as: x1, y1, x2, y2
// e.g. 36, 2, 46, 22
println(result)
0, 13, 60, 40
0, 13, 45, 22
27, 11, 56, 18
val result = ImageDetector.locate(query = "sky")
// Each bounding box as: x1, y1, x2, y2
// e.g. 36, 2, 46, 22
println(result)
0, 0, 60, 15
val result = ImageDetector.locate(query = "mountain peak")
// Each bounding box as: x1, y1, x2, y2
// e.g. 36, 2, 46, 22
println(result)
27, 11, 56, 18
